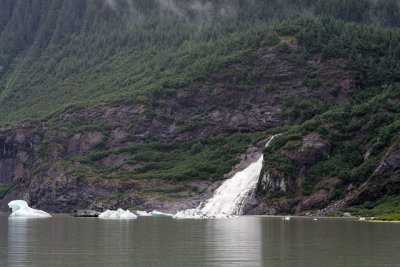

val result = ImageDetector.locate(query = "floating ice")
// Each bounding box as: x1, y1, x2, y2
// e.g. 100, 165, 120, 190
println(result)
150, 210, 173, 217
8, 200, 51, 218
173, 209, 205, 219
172, 209, 235, 219
173, 135, 278, 219
136, 210, 151, 216
98, 209, 137, 219
136, 210, 173, 217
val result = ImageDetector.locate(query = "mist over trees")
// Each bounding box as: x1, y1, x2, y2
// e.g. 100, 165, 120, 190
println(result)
0, 0, 400, 123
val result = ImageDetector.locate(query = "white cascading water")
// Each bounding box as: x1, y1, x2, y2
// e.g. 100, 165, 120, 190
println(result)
200, 155, 264, 216
173, 135, 277, 219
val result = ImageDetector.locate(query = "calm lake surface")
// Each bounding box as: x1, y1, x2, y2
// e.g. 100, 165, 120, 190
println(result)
0, 214, 399, 266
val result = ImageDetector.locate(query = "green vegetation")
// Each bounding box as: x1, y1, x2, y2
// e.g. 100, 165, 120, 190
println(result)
282, 97, 331, 123
0, 183, 14, 198
264, 85, 400, 197
137, 186, 187, 194
373, 214, 400, 221
0, 0, 400, 124
344, 195, 400, 217
96, 193, 128, 201
33, 162, 53, 175
61, 131, 270, 181
1, 0, 400, 213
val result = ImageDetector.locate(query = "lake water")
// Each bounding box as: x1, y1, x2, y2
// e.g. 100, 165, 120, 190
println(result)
0, 214, 399, 266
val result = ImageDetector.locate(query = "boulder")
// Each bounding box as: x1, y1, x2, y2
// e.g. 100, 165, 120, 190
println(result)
71, 209, 101, 217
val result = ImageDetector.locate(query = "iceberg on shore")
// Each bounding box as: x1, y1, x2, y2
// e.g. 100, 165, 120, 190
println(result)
99, 209, 137, 219
8, 200, 51, 218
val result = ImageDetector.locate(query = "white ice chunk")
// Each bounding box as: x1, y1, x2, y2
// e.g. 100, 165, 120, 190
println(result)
8, 200, 51, 218
172, 209, 235, 219
136, 210, 173, 217
136, 210, 151, 216
98, 209, 137, 219
173, 209, 205, 219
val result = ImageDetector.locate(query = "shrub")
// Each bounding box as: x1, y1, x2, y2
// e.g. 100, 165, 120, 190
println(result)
0, 183, 14, 198
33, 162, 53, 175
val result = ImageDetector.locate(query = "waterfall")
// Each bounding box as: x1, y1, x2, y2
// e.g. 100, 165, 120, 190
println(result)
200, 155, 263, 216
174, 135, 277, 219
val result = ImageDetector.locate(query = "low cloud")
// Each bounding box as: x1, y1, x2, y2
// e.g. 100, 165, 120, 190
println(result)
190, 1, 213, 14
105, 0, 238, 25
156, 0, 185, 17
105, 0, 117, 9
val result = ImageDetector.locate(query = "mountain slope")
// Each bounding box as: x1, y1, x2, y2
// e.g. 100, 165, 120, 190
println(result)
0, 0, 400, 216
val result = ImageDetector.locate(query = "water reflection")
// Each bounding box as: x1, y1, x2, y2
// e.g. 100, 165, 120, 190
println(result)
8, 217, 31, 266
261, 217, 400, 266
5, 215, 264, 266
204, 217, 262, 267
1, 215, 400, 266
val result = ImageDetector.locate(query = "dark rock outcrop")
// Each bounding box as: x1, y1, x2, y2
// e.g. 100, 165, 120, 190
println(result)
71, 209, 101, 217
349, 140, 400, 205
282, 132, 332, 168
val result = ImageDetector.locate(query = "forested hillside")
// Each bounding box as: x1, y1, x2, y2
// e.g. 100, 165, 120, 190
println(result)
1, 0, 400, 124
0, 0, 399, 216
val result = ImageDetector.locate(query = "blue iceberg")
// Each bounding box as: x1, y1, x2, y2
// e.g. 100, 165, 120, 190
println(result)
150, 210, 173, 217
8, 200, 51, 218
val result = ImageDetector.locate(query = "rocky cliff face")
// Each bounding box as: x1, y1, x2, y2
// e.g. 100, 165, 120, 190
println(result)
351, 140, 400, 204
249, 89, 400, 216
0, 123, 37, 184
0, 40, 359, 214
248, 132, 339, 215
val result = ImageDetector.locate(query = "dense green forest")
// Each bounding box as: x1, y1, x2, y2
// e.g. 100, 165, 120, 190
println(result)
1, 0, 400, 215
0, 0, 400, 123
